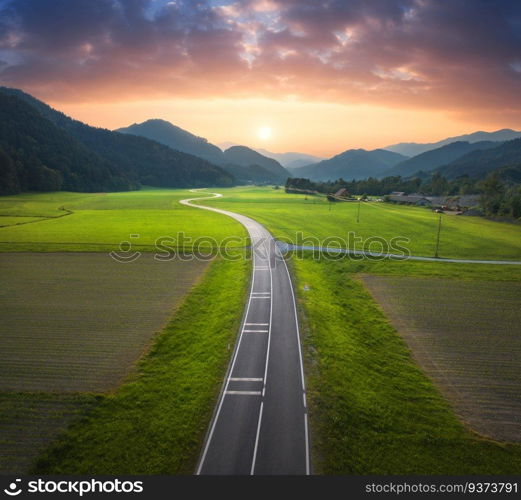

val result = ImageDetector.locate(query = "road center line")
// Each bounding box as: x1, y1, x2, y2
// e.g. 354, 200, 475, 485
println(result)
225, 391, 262, 396
229, 378, 263, 382
250, 241, 274, 475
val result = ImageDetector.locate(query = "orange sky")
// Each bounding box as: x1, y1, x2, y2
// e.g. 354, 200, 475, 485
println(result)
51, 97, 517, 157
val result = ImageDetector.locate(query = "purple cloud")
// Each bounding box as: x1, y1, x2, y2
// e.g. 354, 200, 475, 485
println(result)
0, 0, 519, 120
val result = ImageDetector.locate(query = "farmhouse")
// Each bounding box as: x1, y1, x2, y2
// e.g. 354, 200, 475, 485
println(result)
387, 193, 480, 209
327, 187, 352, 201
334, 188, 350, 198
426, 195, 480, 210
388, 194, 432, 206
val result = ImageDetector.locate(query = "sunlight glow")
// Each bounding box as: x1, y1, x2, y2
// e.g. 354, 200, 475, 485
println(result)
257, 125, 272, 140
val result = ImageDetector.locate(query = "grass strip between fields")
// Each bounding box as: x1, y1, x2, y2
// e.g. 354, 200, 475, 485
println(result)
32, 252, 249, 474
292, 256, 521, 474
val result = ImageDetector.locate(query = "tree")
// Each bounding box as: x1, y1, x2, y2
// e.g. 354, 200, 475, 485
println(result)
0, 147, 20, 194
478, 172, 504, 215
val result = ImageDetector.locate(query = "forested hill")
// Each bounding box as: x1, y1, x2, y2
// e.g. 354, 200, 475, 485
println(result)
117, 119, 225, 165
0, 87, 234, 195
434, 138, 521, 179
383, 140, 500, 178
0, 92, 138, 194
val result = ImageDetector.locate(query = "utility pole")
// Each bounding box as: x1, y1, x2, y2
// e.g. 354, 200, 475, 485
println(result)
434, 213, 442, 258
356, 197, 361, 223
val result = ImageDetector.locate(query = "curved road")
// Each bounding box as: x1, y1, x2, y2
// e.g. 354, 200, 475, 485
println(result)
180, 191, 310, 475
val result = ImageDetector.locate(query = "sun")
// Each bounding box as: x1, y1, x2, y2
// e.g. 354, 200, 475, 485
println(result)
257, 125, 272, 141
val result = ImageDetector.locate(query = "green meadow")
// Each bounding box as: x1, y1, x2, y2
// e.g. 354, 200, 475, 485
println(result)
0, 188, 247, 252
202, 186, 521, 261
2, 186, 519, 261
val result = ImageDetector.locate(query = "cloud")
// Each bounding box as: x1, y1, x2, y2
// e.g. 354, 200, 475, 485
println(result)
0, 0, 520, 121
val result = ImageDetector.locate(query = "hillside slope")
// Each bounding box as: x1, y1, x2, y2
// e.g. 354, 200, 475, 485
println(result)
117, 119, 225, 165
435, 138, 521, 179
117, 120, 285, 183
0, 92, 136, 195
223, 146, 290, 181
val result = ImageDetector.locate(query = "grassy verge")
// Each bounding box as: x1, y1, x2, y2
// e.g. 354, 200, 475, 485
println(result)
33, 252, 249, 474
292, 256, 521, 474
0, 393, 98, 474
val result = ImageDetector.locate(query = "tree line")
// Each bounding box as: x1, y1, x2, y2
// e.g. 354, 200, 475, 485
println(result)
286, 171, 521, 219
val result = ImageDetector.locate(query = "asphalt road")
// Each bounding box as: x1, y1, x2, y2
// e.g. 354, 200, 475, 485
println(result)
278, 243, 521, 265
180, 191, 310, 475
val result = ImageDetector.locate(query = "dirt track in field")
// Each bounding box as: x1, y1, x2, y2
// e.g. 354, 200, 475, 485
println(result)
361, 275, 521, 443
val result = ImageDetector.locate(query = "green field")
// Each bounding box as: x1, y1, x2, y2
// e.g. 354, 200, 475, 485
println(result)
202, 186, 521, 261
0, 253, 209, 392
0, 189, 247, 252
2, 186, 519, 260
0, 217, 47, 227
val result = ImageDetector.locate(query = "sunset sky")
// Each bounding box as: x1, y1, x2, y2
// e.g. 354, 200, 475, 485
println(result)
0, 0, 520, 156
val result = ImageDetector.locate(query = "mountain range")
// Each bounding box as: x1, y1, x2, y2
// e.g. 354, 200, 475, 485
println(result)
384, 141, 501, 178
290, 137, 521, 183
0, 88, 234, 196
289, 148, 407, 181
254, 149, 324, 169
384, 129, 521, 157
118, 120, 290, 183
217, 142, 323, 168
1, 86, 520, 196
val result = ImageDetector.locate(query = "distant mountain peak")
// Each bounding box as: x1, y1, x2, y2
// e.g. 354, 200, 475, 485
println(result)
117, 119, 222, 163
118, 122, 289, 183
384, 129, 521, 157
222, 145, 290, 180
290, 147, 406, 181
382, 140, 501, 178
